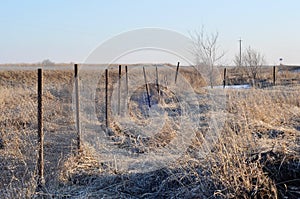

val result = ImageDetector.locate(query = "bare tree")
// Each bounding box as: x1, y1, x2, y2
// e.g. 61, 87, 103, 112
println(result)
41, 59, 55, 66
190, 27, 225, 88
234, 46, 265, 86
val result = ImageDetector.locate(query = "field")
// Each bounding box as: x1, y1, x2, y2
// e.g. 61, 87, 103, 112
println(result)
0, 64, 299, 198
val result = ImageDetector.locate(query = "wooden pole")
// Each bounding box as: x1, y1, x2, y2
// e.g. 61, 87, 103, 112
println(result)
223, 67, 227, 88
143, 67, 151, 108
105, 69, 109, 128
273, 66, 276, 86
118, 65, 121, 115
37, 68, 45, 187
175, 62, 180, 84
74, 64, 81, 151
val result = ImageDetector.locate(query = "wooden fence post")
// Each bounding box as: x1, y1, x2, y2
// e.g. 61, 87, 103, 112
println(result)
37, 68, 45, 187
223, 67, 227, 88
143, 67, 151, 108
74, 64, 81, 151
175, 62, 180, 84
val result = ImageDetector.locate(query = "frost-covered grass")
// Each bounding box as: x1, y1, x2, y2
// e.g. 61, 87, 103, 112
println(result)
0, 67, 299, 198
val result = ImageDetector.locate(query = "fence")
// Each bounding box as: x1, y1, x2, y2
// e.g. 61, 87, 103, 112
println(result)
0, 63, 299, 196
0, 63, 191, 192
222, 65, 300, 88
0, 66, 75, 196
29, 62, 300, 188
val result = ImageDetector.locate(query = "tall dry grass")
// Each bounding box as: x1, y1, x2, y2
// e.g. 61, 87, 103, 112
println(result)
0, 68, 299, 198
0, 69, 74, 198
57, 86, 299, 198
204, 87, 300, 198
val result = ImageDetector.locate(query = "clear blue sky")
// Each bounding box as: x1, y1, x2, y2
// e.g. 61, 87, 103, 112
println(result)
1, 0, 299, 65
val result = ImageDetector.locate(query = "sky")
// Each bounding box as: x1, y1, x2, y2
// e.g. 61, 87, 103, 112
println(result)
0, 0, 300, 65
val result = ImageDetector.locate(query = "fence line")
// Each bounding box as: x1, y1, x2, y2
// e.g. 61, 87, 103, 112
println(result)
31, 63, 297, 191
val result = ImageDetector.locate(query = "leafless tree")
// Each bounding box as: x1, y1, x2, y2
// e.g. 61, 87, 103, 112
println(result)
234, 46, 265, 86
190, 27, 225, 88
41, 59, 55, 66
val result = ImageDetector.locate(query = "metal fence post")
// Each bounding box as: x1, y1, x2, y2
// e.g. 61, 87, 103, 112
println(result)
37, 68, 45, 187
74, 64, 81, 151
143, 67, 151, 108
118, 65, 121, 115
156, 66, 160, 95
105, 69, 109, 128
273, 66, 276, 86
125, 65, 128, 96
175, 62, 180, 84
223, 68, 227, 88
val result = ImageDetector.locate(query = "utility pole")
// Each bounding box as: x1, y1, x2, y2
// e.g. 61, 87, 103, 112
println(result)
239, 38, 242, 67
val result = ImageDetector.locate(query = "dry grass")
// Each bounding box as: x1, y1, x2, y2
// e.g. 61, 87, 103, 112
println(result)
224, 65, 300, 86
0, 69, 75, 198
0, 78, 38, 198
0, 66, 299, 198
204, 87, 300, 198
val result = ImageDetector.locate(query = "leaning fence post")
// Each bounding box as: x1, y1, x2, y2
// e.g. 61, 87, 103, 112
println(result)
273, 66, 276, 86
143, 67, 151, 108
74, 64, 81, 151
37, 68, 45, 187
175, 62, 180, 84
223, 67, 227, 88
156, 66, 160, 95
